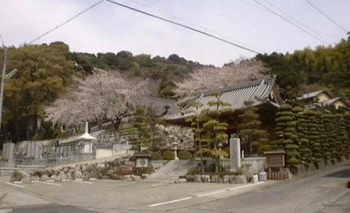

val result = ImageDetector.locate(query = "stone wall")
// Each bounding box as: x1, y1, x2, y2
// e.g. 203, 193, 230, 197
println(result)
154, 124, 194, 150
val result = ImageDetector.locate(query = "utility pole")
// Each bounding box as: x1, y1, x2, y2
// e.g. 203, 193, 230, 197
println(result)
0, 47, 8, 133
0, 47, 18, 135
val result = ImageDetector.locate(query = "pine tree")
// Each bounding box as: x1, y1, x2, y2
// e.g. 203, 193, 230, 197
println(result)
198, 92, 232, 172
130, 105, 152, 152
304, 110, 322, 163
237, 101, 267, 156
293, 106, 311, 163
274, 104, 300, 166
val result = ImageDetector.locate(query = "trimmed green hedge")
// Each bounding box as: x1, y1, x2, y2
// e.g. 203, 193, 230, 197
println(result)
151, 152, 163, 160
162, 150, 175, 160
178, 151, 193, 160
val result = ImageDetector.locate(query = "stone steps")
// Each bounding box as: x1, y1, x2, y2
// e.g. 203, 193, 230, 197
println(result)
147, 160, 192, 182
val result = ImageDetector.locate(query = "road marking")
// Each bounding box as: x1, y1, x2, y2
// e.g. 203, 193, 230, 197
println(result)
196, 189, 226, 197
72, 181, 93, 184
89, 178, 97, 181
75, 179, 83, 181
196, 182, 265, 197
40, 181, 61, 186
0, 208, 13, 213
149, 197, 192, 207
31, 180, 39, 183
228, 182, 264, 191
13, 181, 22, 184
5, 182, 24, 188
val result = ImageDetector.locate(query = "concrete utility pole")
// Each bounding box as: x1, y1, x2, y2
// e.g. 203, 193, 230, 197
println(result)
0, 47, 18, 134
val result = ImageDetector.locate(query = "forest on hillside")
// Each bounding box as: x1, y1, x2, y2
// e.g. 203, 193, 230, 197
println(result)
0, 38, 349, 143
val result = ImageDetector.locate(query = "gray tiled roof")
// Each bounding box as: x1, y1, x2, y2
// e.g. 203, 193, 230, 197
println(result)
165, 76, 278, 120
298, 90, 325, 100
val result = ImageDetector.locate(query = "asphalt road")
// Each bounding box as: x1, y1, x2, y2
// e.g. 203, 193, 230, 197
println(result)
0, 163, 349, 213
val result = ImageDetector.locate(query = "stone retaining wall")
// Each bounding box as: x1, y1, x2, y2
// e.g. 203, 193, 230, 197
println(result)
290, 156, 350, 178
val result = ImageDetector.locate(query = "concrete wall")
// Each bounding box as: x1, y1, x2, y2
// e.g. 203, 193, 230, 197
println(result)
96, 148, 133, 159
241, 157, 266, 173
220, 157, 266, 173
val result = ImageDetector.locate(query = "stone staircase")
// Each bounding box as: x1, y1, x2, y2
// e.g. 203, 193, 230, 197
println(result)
146, 160, 193, 183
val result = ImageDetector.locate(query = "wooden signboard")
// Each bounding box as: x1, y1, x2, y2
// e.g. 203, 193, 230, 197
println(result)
264, 151, 286, 168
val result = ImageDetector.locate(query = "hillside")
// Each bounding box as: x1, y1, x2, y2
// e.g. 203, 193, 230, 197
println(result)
1, 39, 350, 143
256, 39, 350, 102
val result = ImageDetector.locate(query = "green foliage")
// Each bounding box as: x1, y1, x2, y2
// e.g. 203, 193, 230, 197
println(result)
150, 152, 163, 160
273, 104, 300, 166
237, 101, 267, 156
177, 151, 193, 160
129, 106, 152, 152
162, 150, 175, 160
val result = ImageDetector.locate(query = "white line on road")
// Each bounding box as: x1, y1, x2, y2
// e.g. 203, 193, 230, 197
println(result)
39, 181, 61, 186
149, 197, 192, 207
0, 208, 13, 213
72, 181, 93, 184
197, 182, 265, 197
5, 182, 24, 188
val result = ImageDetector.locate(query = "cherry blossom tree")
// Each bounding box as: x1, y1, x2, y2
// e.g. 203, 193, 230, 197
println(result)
44, 69, 150, 130
174, 59, 269, 100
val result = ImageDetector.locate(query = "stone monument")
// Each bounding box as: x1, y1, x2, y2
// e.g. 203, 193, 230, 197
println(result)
229, 134, 241, 172
2, 142, 14, 166
172, 141, 179, 160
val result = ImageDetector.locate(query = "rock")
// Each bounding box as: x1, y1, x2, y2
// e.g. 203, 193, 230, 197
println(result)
228, 175, 236, 184
175, 178, 187, 183
218, 177, 224, 183
73, 170, 83, 179
22, 175, 31, 184
58, 172, 68, 181
50, 175, 58, 181
89, 168, 100, 179
195, 175, 202, 182
83, 173, 90, 181
101, 175, 110, 180
141, 174, 149, 179
67, 172, 74, 180
81, 165, 88, 172
242, 164, 254, 182
63, 167, 69, 173
223, 175, 230, 183
10, 170, 23, 182
252, 175, 259, 183
203, 175, 210, 183
40, 174, 49, 181
110, 174, 123, 180
31, 175, 40, 182
236, 175, 248, 184
131, 175, 140, 181
211, 175, 219, 183
185, 175, 196, 182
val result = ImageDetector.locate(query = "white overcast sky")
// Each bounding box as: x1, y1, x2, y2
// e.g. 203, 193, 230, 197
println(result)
0, 0, 349, 66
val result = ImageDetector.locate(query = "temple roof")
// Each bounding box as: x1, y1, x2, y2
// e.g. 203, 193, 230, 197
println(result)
164, 76, 279, 121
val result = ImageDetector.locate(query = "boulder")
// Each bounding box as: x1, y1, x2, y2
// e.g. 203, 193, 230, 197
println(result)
242, 164, 254, 182
58, 172, 68, 181
73, 170, 83, 179
228, 175, 236, 184
101, 175, 110, 180
50, 175, 58, 181
40, 174, 49, 181
210, 175, 219, 183
236, 175, 248, 184
195, 175, 202, 182
89, 168, 100, 179
223, 175, 230, 183
185, 175, 196, 182
10, 171, 23, 182
22, 175, 31, 184
252, 175, 259, 183
202, 175, 210, 183
31, 175, 40, 182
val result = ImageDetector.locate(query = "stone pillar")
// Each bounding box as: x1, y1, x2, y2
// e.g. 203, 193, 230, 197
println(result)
2, 142, 14, 165
230, 136, 241, 172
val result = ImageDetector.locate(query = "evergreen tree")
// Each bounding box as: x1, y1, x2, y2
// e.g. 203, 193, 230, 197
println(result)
130, 106, 152, 152
197, 93, 232, 172
293, 106, 311, 163
237, 101, 267, 156
304, 110, 322, 163
274, 104, 300, 166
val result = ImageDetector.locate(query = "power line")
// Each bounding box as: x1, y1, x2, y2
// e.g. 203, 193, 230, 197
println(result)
263, 0, 336, 43
29, 0, 104, 44
305, 0, 347, 33
106, 0, 261, 54
128, 0, 262, 52
252, 0, 330, 45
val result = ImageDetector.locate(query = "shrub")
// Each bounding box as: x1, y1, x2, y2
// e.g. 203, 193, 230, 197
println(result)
177, 151, 193, 160
151, 152, 163, 160
162, 150, 175, 160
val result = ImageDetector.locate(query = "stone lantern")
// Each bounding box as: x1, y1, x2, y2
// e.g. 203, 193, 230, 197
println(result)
172, 141, 179, 160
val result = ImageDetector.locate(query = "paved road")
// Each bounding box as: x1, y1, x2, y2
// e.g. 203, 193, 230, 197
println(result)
0, 163, 349, 213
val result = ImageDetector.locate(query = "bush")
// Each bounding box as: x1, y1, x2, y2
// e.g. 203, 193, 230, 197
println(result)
151, 152, 163, 160
162, 150, 175, 160
177, 151, 193, 160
